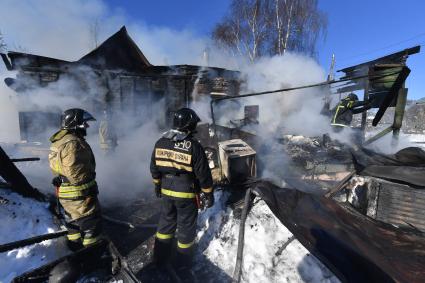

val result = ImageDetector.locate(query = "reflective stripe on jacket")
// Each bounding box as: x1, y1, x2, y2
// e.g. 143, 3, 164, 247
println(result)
331, 99, 355, 127
150, 132, 213, 199
58, 180, 97, 198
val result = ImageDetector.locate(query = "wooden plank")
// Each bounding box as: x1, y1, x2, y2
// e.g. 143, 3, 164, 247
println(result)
0, 146, 44, 200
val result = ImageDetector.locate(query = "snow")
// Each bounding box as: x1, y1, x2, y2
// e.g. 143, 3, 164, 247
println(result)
196, 191, 339, 283
406, 134, 425, 147
0, 189, 70, 283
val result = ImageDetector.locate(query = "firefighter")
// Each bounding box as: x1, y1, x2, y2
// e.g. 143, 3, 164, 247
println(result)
331, 93, 372, 130
49, 108, 102, 251
150, 108, 214, 277
99, 109, 118, 154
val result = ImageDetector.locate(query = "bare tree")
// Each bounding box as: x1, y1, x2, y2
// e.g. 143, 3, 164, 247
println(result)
0, 30, 7, 52
212, 0, 327, 61
213, 0, 272, 62
90, 19, 100, 49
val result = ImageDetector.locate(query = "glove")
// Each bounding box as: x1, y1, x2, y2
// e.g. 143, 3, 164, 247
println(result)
155, 183, 162, 198
200, 192, 214, 209
51, 176, 62, 187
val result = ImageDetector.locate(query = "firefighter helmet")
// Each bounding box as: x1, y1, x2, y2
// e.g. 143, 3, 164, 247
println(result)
347, 93, 359, 101
172, 108, 201, 132
61, 108, 96, 130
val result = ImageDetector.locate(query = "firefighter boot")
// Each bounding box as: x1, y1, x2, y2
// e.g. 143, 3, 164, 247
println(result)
174, 247, 195, 282
153, 237, 173, 265
66, 239, 84, 252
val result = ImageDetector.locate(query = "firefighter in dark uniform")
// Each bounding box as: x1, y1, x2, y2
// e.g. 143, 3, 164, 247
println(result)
49, 108, 102, 251
150, 108, 214, 277
331, 93, 372, 131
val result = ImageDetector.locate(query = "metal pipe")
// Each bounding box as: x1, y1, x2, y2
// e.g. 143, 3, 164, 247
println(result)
0, 230, 68, 253
10, 157, 40, 163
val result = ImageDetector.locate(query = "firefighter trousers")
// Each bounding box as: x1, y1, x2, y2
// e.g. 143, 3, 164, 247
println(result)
154, 197, 198, 269
60, 196, 102, 250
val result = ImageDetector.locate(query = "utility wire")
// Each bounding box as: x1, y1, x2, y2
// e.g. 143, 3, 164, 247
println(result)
211, 70, 399, 104
337, 32, 425, 63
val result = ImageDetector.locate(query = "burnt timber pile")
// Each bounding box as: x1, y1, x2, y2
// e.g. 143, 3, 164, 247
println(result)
1, 24, 425, 282
280, 135, 354, 189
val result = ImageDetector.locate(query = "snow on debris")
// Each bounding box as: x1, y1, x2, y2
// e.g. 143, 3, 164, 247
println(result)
196, 191, 340, 283
0, 189, 70, 282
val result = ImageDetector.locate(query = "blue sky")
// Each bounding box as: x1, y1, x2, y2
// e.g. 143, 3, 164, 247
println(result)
318, 0, 425, 100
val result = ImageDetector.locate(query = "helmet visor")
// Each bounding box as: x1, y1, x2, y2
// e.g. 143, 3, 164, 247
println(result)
82, 111, 96, 122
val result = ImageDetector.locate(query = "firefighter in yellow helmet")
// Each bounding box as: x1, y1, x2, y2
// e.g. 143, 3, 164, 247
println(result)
150, 108, 214, 279
49, 108, 102, 251
331, 93, 372, 131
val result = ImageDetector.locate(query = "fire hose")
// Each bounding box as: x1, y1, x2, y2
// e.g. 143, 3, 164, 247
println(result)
232, 187, 253, 283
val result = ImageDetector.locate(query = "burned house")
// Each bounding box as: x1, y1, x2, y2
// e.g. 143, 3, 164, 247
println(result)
1, 26, 240, 142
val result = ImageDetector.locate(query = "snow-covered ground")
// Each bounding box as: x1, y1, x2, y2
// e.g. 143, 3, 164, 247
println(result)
406, 134, 425, 147
0, 188, 69, 283
196, 191, 339, 283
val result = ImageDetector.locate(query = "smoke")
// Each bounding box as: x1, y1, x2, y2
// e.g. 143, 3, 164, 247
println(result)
87, 101, 165, 204
365, 131, 415, 154
0, 70, 19, 142
227, 54, 330, 137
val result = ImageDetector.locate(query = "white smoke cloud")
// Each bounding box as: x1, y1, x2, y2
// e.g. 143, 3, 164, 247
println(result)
0, 0, 117, 60
0, 69, 19, 142
225, 54, 329, 137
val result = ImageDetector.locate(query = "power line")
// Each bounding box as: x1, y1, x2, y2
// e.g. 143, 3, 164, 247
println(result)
337, 32, 425, 63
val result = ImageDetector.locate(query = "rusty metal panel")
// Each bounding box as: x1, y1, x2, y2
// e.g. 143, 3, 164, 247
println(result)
218, 139, 256, 184
376, 183, 425, 231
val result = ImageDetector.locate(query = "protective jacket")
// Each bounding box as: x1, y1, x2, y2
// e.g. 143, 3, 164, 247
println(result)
49, 129, 98, 199
99, 120, 118, 151
331, 98, 371, 127
150, 130, 213, 199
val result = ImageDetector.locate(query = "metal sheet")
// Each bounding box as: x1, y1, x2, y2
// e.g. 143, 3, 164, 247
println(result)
376, 183, 425, 231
